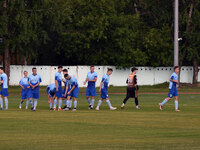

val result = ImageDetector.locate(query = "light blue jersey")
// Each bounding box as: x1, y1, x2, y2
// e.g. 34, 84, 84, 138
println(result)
28, 74, 42, 90
67, 76, 79, 87
55, 72, 62, 89
169, 72, 178, 90
87, 71, 97, 88
101, 74, 110, 90
19, 77, 29, 88
1, 73, 8, 88
46, 83, 56, 94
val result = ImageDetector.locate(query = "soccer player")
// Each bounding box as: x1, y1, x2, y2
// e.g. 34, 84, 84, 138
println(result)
121, 67, 141, 109
28, 67, 42, 111
83, 65, 98, 109
0, 67, 9, 110
62, 69, 68, 109
159, 66, 180, 112
54, 66, 63, 111
19, 71, 33, 109
96, 68, 117, 111
63, 74, 79, 111
46, 83, 56, 110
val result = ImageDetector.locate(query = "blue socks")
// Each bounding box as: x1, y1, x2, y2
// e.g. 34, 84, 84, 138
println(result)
91, 99, 95, 107
175, 101, 178, 110
97, 100, 102, 107
54, 99, 57, 109
34, 99, 37, 110
106, 99, 111, 108
58, 99, 62, 108
26, 100, 29, 108
0, 98, 3, 108
87, 98, 91, 105
160, 99, 168, 106
5, 98, 8, 109
74, 101, 77, 109
63, 99, 67, 105
49, 103, 53, 108
29, 99, 33, 107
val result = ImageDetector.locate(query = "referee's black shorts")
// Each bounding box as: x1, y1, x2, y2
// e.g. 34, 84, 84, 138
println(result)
126, 87, 136, 98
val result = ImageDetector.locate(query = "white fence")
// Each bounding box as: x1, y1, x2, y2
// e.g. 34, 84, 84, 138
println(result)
9, 65, 198, 87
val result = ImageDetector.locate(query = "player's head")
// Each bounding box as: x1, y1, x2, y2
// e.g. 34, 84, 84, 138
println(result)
24, 71, 28, 77
58, 65, 63, 72
131, 67, 138, 74
64, 74, 71, 80
0, 67, 4, 74
62, 69, 68, 75
32, 67, 37, 75
90, 65, 94, 72
174, 66, 180, 73
107, 68, 113, 75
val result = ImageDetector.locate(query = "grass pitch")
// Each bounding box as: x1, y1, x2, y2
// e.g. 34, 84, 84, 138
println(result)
0, 85, 200, 150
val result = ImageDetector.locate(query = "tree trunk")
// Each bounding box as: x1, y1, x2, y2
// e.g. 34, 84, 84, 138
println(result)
3, 49, 10, 85
193, 59, 198, 84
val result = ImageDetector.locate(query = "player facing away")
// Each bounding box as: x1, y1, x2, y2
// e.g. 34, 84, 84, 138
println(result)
0, 67, 9, 110
121, 67, 141, 109
159, 66, 181, 112
19, 71, 33, 109
62, 69, 69, 109
46, 83, 56, 110
54, 66, 63, 111
28, 67, 42, 111
96, 68, 117, 111
83, 65, 98, 109
63, 74, 79, 111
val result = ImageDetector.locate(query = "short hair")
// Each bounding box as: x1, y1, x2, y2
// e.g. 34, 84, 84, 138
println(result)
131, 67, 138, 72
90, 65, 94, 68
32, 67, 36, 70
107, 68, 113, 72
62, 69, 68, 72
58, 65, 63, 69
0, 67, 4, 71
174, 66, 179, 71
24, 71, 28, 73
64, 74, 69, 78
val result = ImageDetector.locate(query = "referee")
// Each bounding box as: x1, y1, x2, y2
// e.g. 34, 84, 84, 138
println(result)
121, 67, 141, 109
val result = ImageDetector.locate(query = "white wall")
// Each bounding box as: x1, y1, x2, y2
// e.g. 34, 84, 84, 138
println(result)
9, 65, 196, 86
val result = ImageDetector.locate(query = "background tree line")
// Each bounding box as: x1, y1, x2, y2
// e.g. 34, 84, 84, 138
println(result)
0, 0, 199, 83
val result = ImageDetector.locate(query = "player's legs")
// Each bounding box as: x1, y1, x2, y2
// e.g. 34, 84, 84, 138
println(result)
58, 98, 62, 111
174, 89, 180, 111
86, 87, 91, 105
72, 97, 77, 111
90, 96, 95, 109
4, 96, 8, 110
0, 95, 3, 109
26, 98, 30, 109
19, 99, 25, 109
121, 87, 133, 109
19, 90, 26, 109
96, 98, 103, 110
106, 97, 117, 110
33, 92, 39, 111
159, 97, 171, 111
72, 87, 79, 111
53, 97, 57, 110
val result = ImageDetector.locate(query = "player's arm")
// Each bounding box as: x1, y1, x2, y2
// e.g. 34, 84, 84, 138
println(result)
64, 84, 69, 97
33, 82, 41, 89
19, 81, 24, 90
28, 82, 34, 88
134, 75, 139, 90
55, 80, 58, 92
0, 77, 3, 84
99, 81, 103, 93
87, 77, 97, 82
67, 85, 75, 94
169, 76, 178, 83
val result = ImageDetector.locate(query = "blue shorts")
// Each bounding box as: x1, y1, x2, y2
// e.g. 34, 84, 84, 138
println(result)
49, 91, 55, 97
86, 87, 97, 97
0, 88, 9, 97
62, 88, 71, 98
55, 88, 63, 98
69, 87, 79, 98
30, 90, 39, 99
168, 89, 178, 98
101, 89, 109, 99
21, 88, 32, 99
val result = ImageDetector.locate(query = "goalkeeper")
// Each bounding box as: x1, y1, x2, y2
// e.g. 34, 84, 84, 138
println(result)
121, 67, 141, 109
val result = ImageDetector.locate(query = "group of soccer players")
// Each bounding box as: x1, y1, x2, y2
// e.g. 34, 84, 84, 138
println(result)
0, 65, 181, 112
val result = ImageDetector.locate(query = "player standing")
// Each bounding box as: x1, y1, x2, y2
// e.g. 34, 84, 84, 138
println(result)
54, 66, 63, 111
62, 69, 69, 109
0, 67, 9, 110
83, 66, 98, 109
121, 67, 141, 109
19, 71, 33, 109
46, 83, 56, 110
63, 74, 79, 111
159, 66, 180, 112
96, 68, 117, 111
28, 67, 42, 111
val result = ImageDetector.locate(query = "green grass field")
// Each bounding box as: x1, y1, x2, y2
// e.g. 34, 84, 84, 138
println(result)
0, 85, 200, 150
